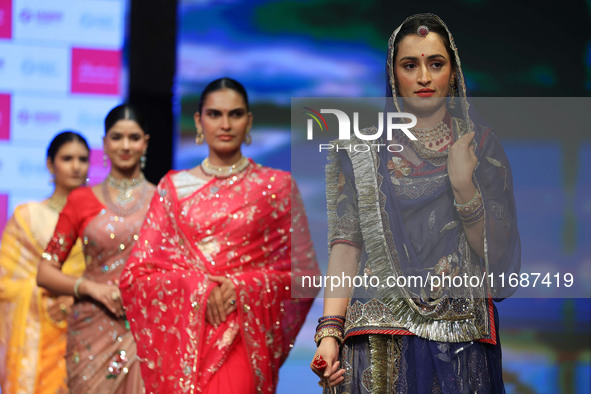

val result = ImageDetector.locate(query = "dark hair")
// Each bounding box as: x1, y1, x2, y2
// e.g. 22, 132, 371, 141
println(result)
104, 104, 147, 135
46, 131, 90, 162
392, 14, 456, 71
197, 77, 249, 114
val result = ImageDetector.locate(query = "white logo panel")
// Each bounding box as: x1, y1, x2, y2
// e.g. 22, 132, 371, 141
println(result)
13, 0, 124, 47
11, 94, 121, 147
0, 42, 69, 93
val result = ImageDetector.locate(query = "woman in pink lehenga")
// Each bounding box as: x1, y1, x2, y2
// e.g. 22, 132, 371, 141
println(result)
37, 104, 154, 393
120, 78, 319, 393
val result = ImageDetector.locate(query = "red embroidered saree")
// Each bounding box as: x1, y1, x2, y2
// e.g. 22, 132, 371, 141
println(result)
120, 163, 318, 393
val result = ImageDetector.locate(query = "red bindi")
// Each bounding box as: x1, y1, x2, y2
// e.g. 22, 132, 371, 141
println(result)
422, 54, 424, 56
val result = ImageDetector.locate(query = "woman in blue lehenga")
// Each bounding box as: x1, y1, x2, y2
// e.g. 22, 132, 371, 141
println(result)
310, 13, 520, 393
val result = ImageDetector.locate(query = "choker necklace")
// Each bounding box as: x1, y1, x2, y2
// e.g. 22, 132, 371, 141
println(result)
201, 156, 250, 178
106, 173, 145, 205
47, 194, 67, 213
411, 121, 451, 149
408, 121, 453, 167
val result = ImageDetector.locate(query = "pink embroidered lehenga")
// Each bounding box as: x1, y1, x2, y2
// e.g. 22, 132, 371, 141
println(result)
43, 184, 154, 393
120, 161, 318, 393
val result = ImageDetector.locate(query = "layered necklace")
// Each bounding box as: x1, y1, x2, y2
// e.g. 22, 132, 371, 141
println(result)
47, 194, 67, 213
409, 121, 453, 167
201, 156, 250, 178
102, 172, 147, 216
411, 121, 452, 149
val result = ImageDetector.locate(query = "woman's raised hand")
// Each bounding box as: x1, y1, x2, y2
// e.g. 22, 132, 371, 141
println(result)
447, 131, 477, 192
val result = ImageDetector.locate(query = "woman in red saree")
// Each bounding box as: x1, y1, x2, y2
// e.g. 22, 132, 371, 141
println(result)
120, 78, 319, 393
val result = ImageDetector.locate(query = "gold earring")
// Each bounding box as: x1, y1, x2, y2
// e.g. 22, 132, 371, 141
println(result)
244, 128, 252, 146
195, 129, 204, 145
448, 80, 456, 110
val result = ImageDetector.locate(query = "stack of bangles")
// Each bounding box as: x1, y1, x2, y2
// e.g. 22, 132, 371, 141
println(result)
314, 315, 345, 347
454, 189, 484, 225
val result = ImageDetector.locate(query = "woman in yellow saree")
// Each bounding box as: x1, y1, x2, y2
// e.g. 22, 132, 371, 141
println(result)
0, 132, 90, 393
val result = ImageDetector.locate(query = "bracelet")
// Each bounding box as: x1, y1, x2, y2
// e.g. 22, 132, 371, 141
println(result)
316, 318, 345, 331
459, 203, 485, 224
318, 315, 346, 323
453, 189, 480, 208
73, 277, 85, 299
454, 190, 483, 221
315, 323, 344, 332
314, 326, 344, 347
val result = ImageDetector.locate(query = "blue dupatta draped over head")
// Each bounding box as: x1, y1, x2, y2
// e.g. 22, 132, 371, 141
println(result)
326, 13, 520, 343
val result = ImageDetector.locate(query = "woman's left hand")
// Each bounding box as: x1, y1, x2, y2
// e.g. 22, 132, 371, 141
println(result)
209, 275, 238, 315
447, 131, 478, 192
46, 294, 74, 322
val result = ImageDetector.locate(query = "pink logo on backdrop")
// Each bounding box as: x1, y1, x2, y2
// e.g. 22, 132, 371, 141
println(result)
18, 7, 32, 23
0, 0, 12, 39
17, 109, 61, 125
0, 94, 10, 140
71, 48, 121, 95
0, 194, 8, 235
88, 148, 109, 185
18, 7, 62, 25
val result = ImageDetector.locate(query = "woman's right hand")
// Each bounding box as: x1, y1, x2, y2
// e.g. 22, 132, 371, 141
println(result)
80, 280, 125, 317
310, 337, 346, 387
205, 286, 227, 327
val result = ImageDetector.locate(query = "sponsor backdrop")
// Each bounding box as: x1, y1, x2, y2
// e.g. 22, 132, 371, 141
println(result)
0, 0, 588, 393
0, 0, 126, 232
175, 1, 590, 393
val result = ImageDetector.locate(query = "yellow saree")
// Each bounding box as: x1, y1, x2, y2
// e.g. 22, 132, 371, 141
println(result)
0, 202, 85, 393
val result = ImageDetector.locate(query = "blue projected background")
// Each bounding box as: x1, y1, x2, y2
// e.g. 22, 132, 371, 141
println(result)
175, 1, 591, 393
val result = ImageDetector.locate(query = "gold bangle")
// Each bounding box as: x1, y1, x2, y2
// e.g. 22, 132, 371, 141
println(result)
314, 326, 344, 347
454, 190, 483, 215
453, 189, 481, 209
73, 277, 85, 299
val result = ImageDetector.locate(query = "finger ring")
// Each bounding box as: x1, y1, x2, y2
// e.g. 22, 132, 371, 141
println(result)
312, 355, 328, 371
229, 299, 236, 306
60, 303, 67, 313
111, 291, 120, 301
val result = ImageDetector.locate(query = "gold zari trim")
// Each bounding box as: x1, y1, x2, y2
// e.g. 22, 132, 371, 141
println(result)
326, 134, 490, 343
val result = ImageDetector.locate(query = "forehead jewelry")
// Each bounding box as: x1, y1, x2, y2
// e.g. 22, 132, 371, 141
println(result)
417, 25, 429, 37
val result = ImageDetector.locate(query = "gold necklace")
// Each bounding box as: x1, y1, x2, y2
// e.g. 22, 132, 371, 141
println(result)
411, 121, 452, 149
201, 156, 250, 178
407, 121, 452, 167
106, 173, 145, 205
47, 194, 67, 213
